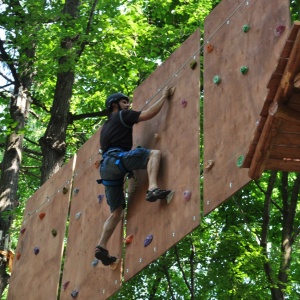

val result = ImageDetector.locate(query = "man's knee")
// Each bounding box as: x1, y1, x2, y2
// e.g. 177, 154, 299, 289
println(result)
111, 206, 124, 221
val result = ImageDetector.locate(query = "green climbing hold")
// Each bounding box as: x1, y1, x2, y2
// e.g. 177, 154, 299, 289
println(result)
213, 75, 221, 85
51, 229, 57, 237
242, 24, 250, 33
237, 155, 245, 168
190, 60, 197, 70
240, 66, 249, 75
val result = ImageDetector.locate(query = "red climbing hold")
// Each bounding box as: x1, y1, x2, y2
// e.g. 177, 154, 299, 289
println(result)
16, 252, 21, 260
39, 212, 46, 220
20, 228, 26, 234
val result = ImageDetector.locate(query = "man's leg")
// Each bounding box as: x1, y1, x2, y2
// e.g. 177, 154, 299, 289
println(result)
98, 205, 124, 249
147, 149, 161, 191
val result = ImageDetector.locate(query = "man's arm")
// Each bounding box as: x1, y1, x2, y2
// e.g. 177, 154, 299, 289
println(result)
138, 86, 174, 122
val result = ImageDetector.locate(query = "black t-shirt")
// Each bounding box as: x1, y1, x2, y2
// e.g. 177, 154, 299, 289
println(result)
100, 110, 141, 153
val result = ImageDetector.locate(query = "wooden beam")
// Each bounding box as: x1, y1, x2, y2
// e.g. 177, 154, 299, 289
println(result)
272, 28, 300, 105
294, 72, 300, 89
269, 102, 300, 126
248, 116, 275, 179
265, 158, 300, 173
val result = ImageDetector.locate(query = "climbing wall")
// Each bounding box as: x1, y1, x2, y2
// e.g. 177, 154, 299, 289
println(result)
203, 0, 291, 215
124, 30, 200, 281
8, 158, 74, 300
59, 129, 123, 300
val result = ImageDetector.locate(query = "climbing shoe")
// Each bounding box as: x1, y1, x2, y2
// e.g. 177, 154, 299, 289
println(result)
146, 188, 172, 202
95, 245, 117, 266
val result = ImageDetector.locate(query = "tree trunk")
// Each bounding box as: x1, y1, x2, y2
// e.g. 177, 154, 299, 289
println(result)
39, 0, 80, 184
0, 86, 32, 295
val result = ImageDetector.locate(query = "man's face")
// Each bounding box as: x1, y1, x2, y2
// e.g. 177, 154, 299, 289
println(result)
118, 99, 130, 110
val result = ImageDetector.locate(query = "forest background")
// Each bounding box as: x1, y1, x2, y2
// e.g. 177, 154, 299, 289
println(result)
0, 0, 300, 299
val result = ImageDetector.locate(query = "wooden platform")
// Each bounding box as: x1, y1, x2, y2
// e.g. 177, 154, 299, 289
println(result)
243, 22, 300, 179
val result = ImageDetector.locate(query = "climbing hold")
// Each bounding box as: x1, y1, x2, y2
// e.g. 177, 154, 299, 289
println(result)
39, 212, 46, 220
98, 194, 104, 204
181, 99, 188, 108
91, 259, 99, 267
34, 247, 39, 255
109, 258, 120, 271
204, 160, 214, 171
213, 75, 221, 85
16, 252, 21, 260
242, 24, 250, 33
206, 43, 214, 53
75, 212, 82, 220
237, 155, 245, 168
125, 235, 134, 245
190, 60, 197, 70
51, 229, 57, 237
63, 281, 70, 291
71, 290, 79, 298
166, 190, 175, 204
62, 187, 68, 194
73, 188, 80, 195
240, 66, 249, 75
94, 160, 100, 169
154, 133, 160, 142
20, 228, 26, 234
144, 234, 153, 247
274, 25, 286, 37
168, 86, 176, 97
183, 190, 192, 202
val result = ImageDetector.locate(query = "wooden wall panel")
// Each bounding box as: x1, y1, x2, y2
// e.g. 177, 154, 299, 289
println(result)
59, 129, 123, 300
124, 30, 200, 281
203, 0, 291, 215
8, 158, 74, 300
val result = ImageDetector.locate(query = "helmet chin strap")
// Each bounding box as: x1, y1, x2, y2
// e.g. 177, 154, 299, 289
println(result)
117, 103, 122, 111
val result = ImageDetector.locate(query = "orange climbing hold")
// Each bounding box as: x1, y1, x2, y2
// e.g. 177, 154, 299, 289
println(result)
125, 235, 134, 245
94, 160, 100, 169
206, 43, 214, 53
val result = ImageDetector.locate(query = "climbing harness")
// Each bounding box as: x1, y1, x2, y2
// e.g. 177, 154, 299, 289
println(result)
97, 148, 134, 187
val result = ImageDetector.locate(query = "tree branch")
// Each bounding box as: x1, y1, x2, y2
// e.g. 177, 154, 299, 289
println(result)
68, 110, 108, 123
173, 244, 193, 297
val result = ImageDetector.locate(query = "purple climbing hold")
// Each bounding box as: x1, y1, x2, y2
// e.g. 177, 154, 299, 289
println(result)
183, 190, 192, 202
144, 234, 153, 247
63, 281, 70, 291
274, 25, 286, 37
71, 290, 79, 298
181, 99, 188, 108
34, 247, 39, 255
98, 194, 104, 204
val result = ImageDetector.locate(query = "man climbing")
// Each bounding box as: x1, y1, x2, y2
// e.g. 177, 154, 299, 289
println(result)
95, 86, 174, 266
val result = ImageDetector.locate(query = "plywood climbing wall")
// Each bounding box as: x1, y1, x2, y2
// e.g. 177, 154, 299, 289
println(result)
8, 159, 74, 300
59, 129, 123, 300
203, 0, 291, 215
124, 30, 200, 281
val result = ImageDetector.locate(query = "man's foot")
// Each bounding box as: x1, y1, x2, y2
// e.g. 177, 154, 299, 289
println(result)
95, 245, 117, 266
146, 188, 172, 202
